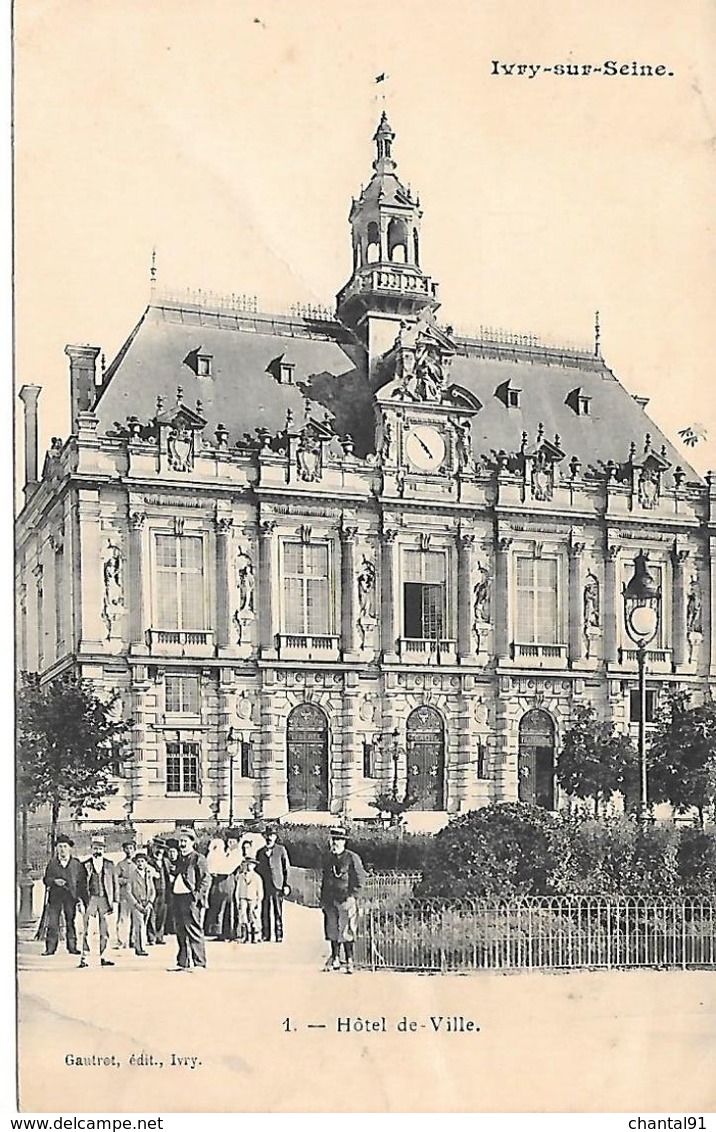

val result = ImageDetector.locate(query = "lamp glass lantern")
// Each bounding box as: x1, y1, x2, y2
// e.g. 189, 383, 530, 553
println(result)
622, 550, 661, 823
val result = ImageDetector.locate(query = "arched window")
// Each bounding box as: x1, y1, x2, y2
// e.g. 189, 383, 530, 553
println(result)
518, 710, 555, 809
387, 216, 408, 263
405, 706, 445, 810
366, 221, 380, 264
286, 704, 329, 811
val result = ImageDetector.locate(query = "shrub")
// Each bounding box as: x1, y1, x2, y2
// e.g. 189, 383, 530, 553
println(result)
677, 826, 716, 895
417, 803, 571, 899
552, 815, 680, 896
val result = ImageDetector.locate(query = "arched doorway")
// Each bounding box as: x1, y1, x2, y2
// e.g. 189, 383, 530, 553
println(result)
405, 706, 445, 810
286, 704, 329, 811
518, 710, 556, 809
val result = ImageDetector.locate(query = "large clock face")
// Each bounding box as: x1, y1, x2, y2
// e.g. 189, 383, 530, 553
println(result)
405, 425, 446, 472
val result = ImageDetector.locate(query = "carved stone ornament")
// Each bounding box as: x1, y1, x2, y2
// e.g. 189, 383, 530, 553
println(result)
101, 542, 124, 639
583, 571, 601, 658
168, 426, 194, 472
531, 449, 554, 502
357, 556, 377, 649
235, 546, 255, 616
296, 419, 332, 482
472, 561, 491, 650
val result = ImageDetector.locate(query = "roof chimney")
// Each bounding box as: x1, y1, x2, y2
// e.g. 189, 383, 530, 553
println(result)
18, 384, 42, 496
65, 344, 101, 431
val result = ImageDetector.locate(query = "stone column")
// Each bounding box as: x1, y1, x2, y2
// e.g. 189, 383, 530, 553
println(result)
672, 546, 689, 669
710, 537, 716, 675
452, 682, 474, 813
257, 520, 277, 659
568, 538, 586, 666
494, 537, 512, 662
340, 524, 359, 660
339, 675, 360, 815
457, 530, 477, 664
258, 672, 284, 818
215, 516, 233, 654
77, 489, 104, 654
128, 510, 147, 654
381, 527, 399, 662
604, 545, 619, 666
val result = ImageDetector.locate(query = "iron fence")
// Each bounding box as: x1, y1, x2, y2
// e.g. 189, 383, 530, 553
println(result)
357, 895, 716, 972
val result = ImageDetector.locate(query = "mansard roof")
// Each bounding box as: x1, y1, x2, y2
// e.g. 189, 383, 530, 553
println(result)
91, 296, 700, 480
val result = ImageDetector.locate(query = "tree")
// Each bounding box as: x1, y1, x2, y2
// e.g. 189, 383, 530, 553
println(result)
17, 670, 132, 847
648, 689, 716, 826
556, 703, 637, 817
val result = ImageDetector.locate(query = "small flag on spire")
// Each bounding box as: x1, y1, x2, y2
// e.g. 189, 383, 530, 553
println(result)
678, 423, 708, 448
375, 73, 388, 83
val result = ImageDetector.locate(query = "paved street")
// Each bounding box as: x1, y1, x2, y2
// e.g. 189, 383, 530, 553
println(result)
17, 899, 716, 1113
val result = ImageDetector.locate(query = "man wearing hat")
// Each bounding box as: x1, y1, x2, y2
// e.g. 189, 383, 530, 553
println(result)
42, 835, 83, 956
169, 828, 211, 971
113, 839, 137, 949
320, 827, 366, 974
77, 833, 118, 968
127, 850, 156, 957
256, 827, 291, 942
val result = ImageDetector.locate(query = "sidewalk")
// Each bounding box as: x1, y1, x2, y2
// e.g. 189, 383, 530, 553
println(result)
17, 901, 716, 1113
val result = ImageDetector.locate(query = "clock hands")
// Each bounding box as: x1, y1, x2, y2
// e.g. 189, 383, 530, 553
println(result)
415, 434, 435, 460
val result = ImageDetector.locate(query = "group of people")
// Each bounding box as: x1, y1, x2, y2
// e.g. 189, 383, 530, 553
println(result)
40, 823, 366, 975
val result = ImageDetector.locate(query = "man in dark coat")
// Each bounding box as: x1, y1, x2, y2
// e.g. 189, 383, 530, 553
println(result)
147, 840, 168, 945
256, 827, 291, 942
320, 827, 366, 975
42, 835, 83, 956
169, 828, 211, 971
77, 833, 118, 968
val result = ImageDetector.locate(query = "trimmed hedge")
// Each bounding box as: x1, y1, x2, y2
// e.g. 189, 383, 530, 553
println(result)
276, 823, 432, 873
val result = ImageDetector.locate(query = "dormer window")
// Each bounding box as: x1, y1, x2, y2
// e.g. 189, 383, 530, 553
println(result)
495, 380, 521, 409
566, 387, 592, 416
279, 361, 295, 385
197, 354, 213, 377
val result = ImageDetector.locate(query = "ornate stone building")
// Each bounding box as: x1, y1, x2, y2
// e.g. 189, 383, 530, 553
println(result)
15, 114, 715, 832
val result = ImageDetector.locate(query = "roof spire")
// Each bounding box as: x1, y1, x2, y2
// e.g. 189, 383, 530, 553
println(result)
373, 111, 396, 173
150, 247, 158, 296
594, 309, 601, 358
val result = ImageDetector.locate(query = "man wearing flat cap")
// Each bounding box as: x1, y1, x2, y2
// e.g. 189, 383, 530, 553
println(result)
320, 827, 366, 974
113, 839, 137, 949
256, 827, 291, 943
169, 828, 211, 971
42, 835, 83, 956
78, 833, 118, 968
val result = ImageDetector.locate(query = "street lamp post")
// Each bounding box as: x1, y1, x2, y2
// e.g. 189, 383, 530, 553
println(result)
622, 550, 661, 824
226, 727, 238, 827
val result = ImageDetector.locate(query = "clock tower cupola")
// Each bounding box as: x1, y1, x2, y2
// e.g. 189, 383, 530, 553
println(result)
336, 113, 440, 362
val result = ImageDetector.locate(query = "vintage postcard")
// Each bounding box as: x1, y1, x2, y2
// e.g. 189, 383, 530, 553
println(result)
13, 0, 716, 1116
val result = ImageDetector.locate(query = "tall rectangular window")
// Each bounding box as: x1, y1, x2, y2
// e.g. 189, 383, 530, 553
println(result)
284, 542, 331, 635
165, 674, 200, 714
515, 557, 559, 643
155, 534, 205, 630
166, 740, 200, 794
403, 550, 446, 639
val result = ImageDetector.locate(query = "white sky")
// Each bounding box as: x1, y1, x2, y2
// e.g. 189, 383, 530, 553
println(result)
13, 0, 716, 482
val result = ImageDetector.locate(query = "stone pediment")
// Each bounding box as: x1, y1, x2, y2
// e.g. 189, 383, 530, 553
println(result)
155, 403, 207, 431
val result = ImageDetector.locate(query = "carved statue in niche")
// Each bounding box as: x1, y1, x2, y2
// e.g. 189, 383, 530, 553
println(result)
357, 557, 376, 649
235, 546, 255, 615
168, 426, 194, 472
296, 426, 322, 482
687, 576, 703, 662
472, 562, 491, 650
379, 419, 393, 463
101, 542, 124, 639
453, 417, 472, 470
638, 463, 659, 509
583, 571, 601, 659
531, 450, 553, 501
